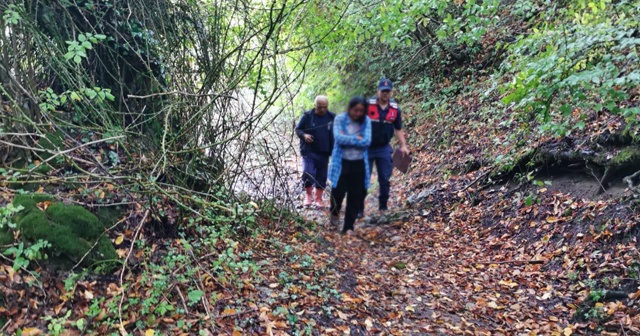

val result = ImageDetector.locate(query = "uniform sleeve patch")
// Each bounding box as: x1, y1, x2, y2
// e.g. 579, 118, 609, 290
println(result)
390, 102, 398, 109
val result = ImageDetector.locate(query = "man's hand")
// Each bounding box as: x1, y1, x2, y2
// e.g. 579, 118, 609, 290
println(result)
399, 145, 410, 156
357, 134, 363, 140
303, 134, 314, 143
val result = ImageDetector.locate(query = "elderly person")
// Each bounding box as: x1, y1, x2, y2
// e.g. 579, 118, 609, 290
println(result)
295, 95, 336, 208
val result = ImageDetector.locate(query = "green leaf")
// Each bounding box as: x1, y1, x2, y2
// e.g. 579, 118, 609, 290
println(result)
76, 318, 86, 330
70, 92, 82, 101
187, 290, 204, 303
78, 34, 87, 42
82, 41, 93, 49
85, 89, 97, 99
524, 196, 534, 207
73, 55, 82, 64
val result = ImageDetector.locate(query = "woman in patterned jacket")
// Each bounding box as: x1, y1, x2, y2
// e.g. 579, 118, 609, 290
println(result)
328, 96, 372, 234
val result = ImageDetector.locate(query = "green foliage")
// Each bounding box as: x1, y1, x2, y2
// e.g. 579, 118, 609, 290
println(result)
3, 4, 21, 25
4, 240, 51, 271
44, 310, 71, 336
501, 0, 640, 136
187, 290, 204, 305
0, 203, 51, 270
64, 33, 107, 64
290, 0, 501, 111
588, 288, 606, 302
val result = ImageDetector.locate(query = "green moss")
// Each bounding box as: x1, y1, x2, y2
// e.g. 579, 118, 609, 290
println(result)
12, 193, 55, 222
0, 230, 13, 246
12, 193, 56, 212
93, 236, 118, 268
18, 209, 93, 261
46, 203, 103, 240
10, 193, 117, 273
611, 147, 640, 167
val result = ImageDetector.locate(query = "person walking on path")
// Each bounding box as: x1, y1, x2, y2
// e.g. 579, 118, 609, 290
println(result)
363, 78, 409, 214
328, 96, 372, 234
295, 95, 335, 208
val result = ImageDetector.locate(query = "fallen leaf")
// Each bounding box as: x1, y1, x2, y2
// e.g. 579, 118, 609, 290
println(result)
364, 317, 373, 330
145, 330, 155, 336
21, 328, 43, 336
36, 201, 53, 211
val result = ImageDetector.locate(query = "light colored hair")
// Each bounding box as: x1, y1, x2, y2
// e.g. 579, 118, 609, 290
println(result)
314, 95, 328, 106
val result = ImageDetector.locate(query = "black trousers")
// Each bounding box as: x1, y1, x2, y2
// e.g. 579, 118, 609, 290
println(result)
330, 159, 365, 232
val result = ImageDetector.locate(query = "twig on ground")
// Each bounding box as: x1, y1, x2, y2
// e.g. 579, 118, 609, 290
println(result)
174, 285, 190, 315
474, 259, 544, 265
0, 318, 11, 333
587, 162, 606, 193
118, 209, 149, 336
462, 169, 493, 192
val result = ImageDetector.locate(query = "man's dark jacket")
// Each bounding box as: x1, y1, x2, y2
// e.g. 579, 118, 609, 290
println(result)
295, 109, 336, 157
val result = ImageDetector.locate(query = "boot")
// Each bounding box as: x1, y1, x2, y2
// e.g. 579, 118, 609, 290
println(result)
314, 188, 325, 208
304, 186, 313, 207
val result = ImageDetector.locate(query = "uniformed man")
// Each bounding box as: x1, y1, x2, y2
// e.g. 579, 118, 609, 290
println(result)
363, 79, 409, 214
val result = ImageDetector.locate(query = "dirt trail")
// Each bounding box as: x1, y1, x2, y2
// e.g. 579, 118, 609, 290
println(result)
300, 168, 640, 335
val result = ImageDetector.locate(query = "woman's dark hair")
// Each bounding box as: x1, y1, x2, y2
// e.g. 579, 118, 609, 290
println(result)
347, 96, 367, 122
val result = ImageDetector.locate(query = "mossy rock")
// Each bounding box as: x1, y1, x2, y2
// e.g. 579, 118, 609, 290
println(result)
11, 193, 118, 273
19, 209, 94, 260
12, 193, 55, 221
46, 203, 104, 240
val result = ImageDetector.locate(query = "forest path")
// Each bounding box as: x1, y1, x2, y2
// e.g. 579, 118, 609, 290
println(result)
298, 173, 597, 335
